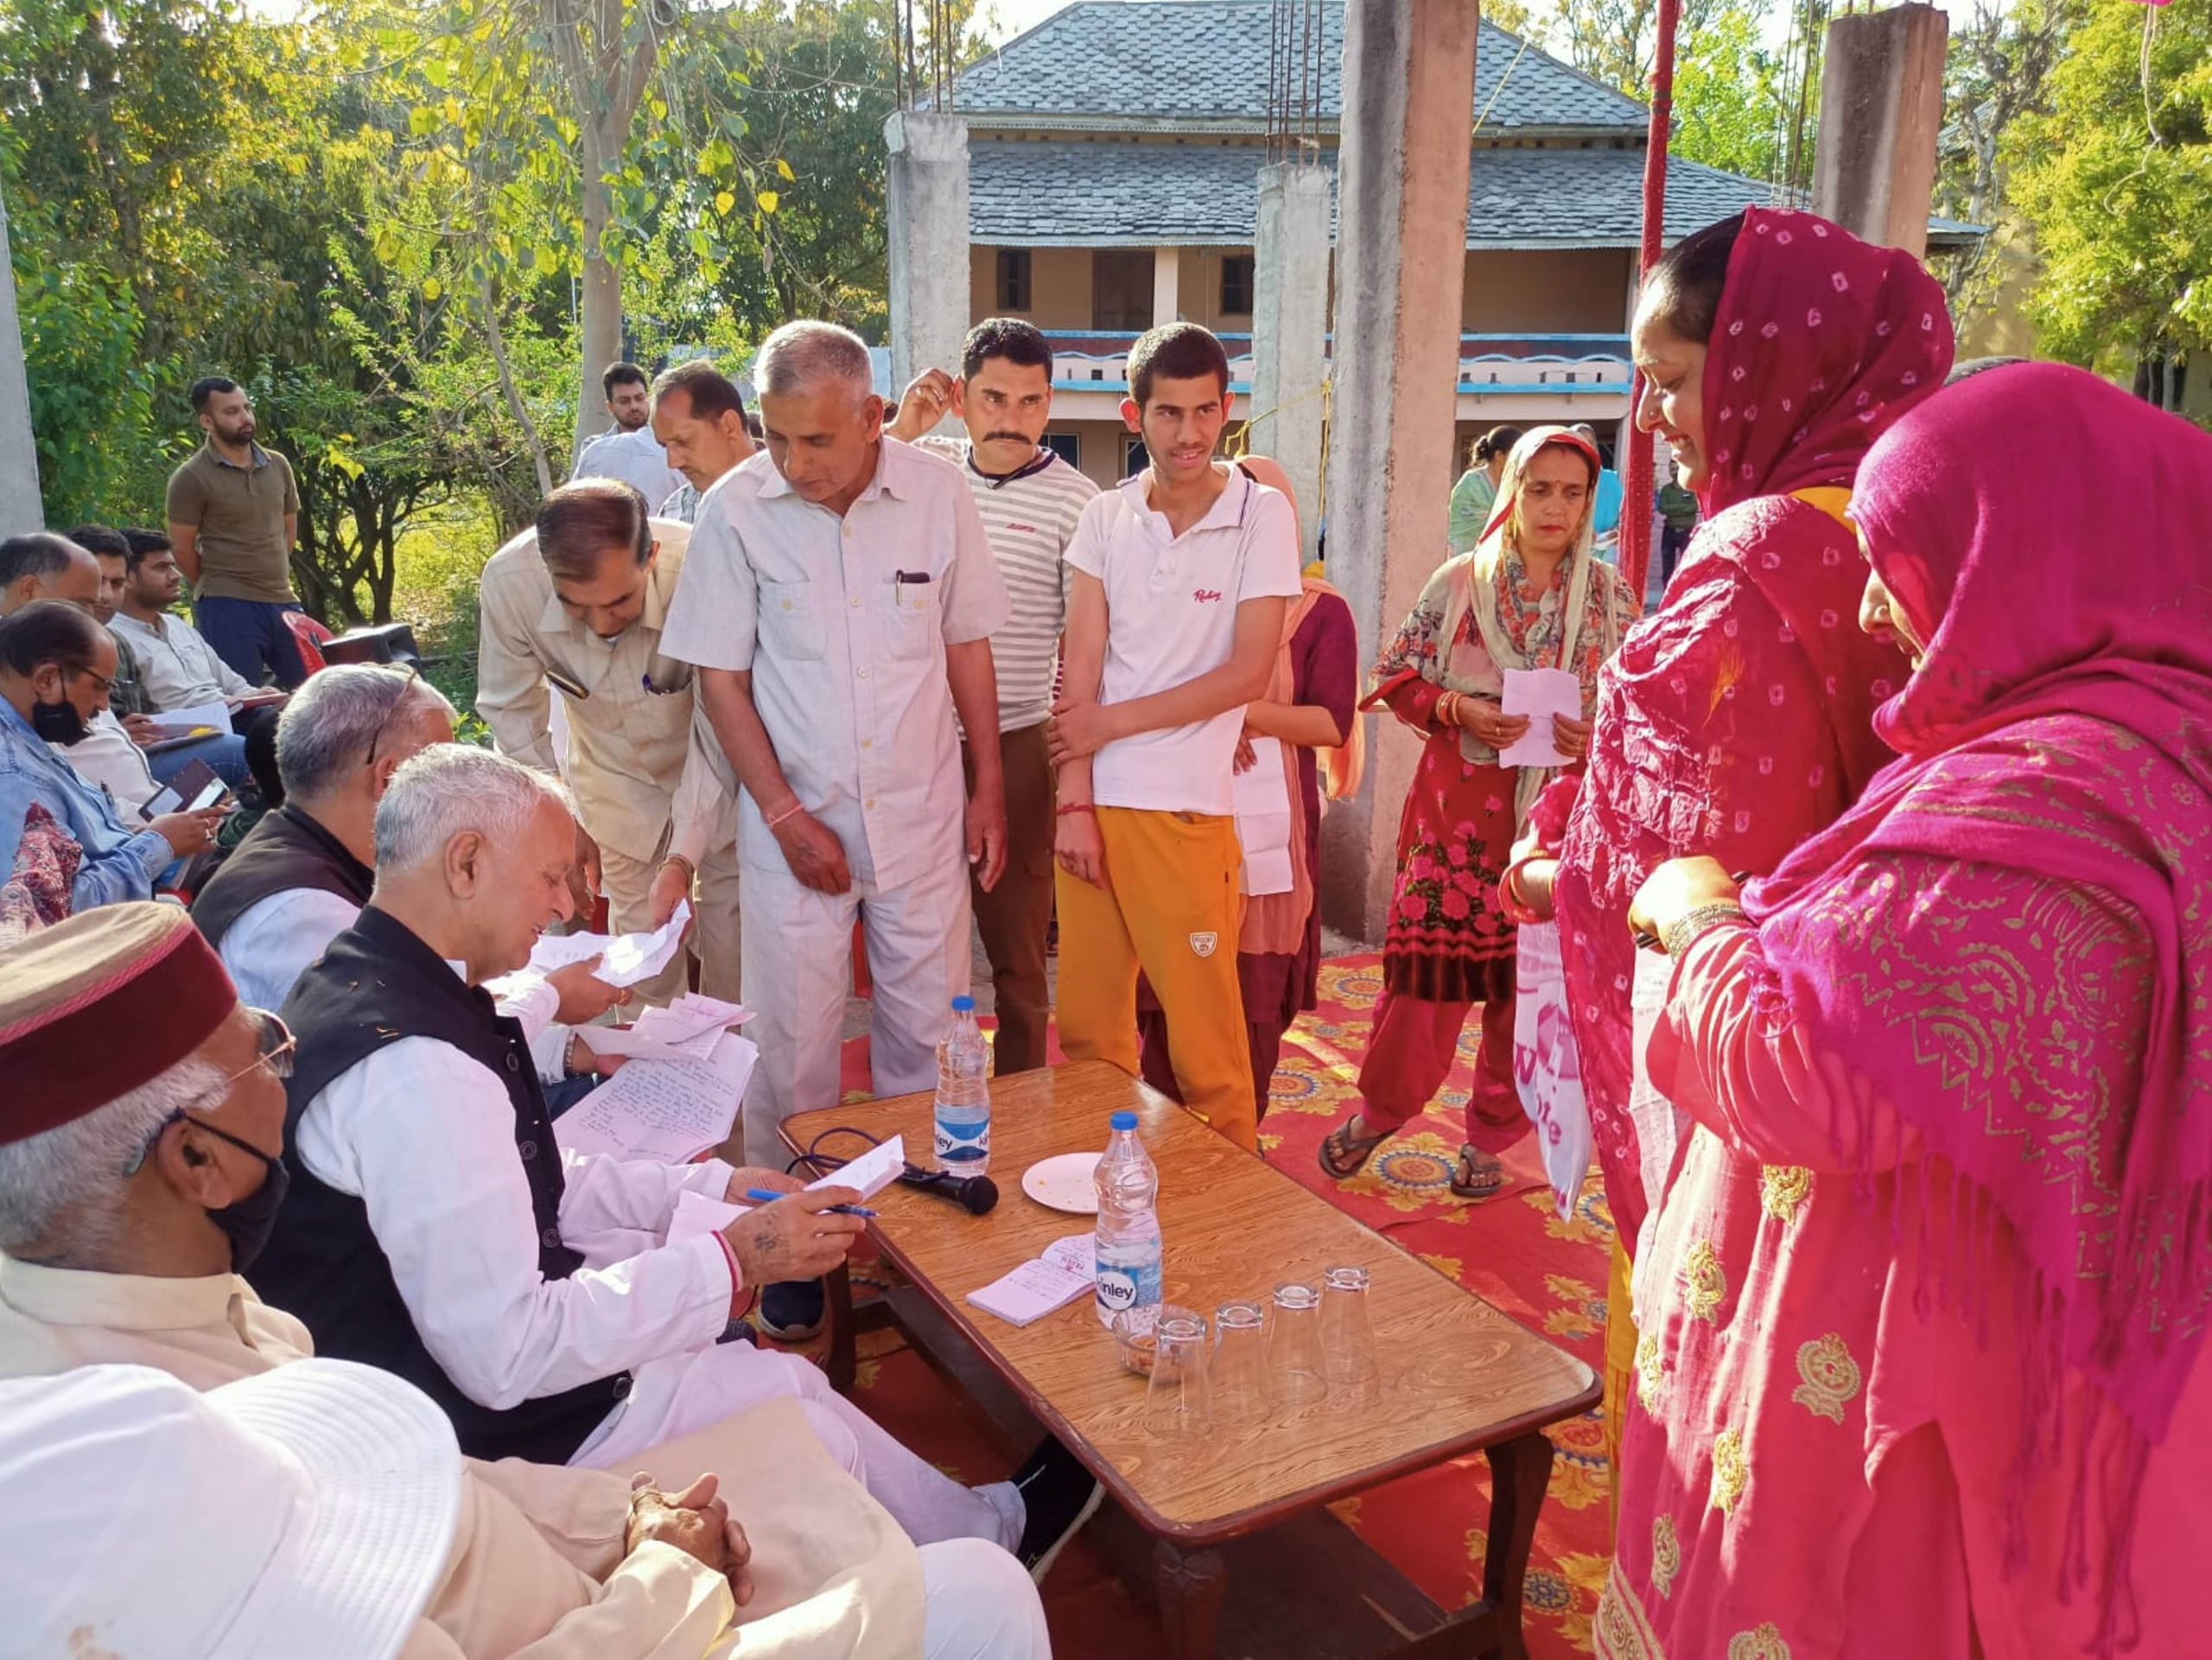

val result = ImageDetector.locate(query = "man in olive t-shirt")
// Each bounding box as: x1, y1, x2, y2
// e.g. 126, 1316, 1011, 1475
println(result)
163, 376, 308, 689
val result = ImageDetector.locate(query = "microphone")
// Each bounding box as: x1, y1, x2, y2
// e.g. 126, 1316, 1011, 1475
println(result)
896, 1164, 1000, 1216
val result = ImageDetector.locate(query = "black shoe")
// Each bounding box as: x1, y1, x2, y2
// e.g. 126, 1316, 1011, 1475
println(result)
759, 1279, 826, 1342
1011, 1437, 1103, 1583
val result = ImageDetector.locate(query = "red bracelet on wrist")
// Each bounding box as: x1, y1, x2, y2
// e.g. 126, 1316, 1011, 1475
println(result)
1056, 802, 1097, 817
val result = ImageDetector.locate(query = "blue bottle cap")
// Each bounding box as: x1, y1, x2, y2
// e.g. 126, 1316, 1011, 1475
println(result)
950, 995, 976, 1013
1109, 1110, 1137, 1131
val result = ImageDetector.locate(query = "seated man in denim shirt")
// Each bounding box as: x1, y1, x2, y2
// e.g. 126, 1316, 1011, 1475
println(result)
0, 604, 225, 911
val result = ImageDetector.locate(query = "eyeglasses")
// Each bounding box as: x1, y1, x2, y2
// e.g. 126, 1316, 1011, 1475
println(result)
66, 664, 116, 696
363, 665, 423, 766
123, 1009, 296, 1176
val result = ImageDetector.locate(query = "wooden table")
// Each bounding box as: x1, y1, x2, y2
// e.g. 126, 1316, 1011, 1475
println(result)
783, 1061, 1599, 1659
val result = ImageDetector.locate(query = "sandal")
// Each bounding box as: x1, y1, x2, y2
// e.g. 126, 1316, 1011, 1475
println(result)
1319, 1116, 1394, 1180
1450, 1144, 1506, 1201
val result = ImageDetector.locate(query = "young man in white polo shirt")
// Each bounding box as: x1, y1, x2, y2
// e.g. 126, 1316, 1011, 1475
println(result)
888, 319, 1099, 1076
1047, 323, 1302, 1153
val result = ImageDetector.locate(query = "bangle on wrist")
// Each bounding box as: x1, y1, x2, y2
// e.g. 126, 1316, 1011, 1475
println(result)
1436, 690, 1459, 730
659, 852, 696, 883
764, 799, 805, 832
1661, 900, 1747, 958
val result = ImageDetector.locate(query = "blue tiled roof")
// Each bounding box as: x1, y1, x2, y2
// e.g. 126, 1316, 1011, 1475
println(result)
957, 3, 1646, 133
967, 140, 1996, 251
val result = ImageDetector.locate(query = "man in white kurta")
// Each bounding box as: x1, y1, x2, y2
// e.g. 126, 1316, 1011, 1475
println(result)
658, 322, 1010, 1196
270, 745, 1029, 1561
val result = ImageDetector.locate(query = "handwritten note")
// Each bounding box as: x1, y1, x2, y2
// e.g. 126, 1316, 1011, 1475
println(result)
554, 1031, 756, 1164
1498, 669, 1584, 769
966, 1232, 1096, 1327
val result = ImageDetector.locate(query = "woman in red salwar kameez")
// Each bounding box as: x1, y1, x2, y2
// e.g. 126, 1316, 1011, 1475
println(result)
1319, 428, 1637, 1199
1605, 362, 2212, 1659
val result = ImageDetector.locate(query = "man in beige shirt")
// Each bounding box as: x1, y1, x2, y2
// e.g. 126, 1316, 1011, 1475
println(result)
476, 481, 742, 1004
0, 902, 1047, 1660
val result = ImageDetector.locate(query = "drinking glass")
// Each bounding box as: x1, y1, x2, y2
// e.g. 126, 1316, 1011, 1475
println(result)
1320, 1264, 1378, 1400
1212, 1300, 1270, 1430
1268, 1281, 1329, 1409
1145, 1307, 1213, 1440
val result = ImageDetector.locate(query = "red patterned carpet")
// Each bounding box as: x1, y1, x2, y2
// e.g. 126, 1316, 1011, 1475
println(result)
826, 953, 1618, 1657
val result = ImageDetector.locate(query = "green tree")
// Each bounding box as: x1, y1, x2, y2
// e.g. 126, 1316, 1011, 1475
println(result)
1934, 0, 2076, 316
2005, 0, 2212, 405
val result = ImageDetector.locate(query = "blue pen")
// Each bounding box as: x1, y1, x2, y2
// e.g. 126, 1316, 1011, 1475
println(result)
746, 1186, 875, 1218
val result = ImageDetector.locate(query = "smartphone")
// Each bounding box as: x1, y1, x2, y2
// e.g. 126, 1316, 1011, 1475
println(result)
165, 758, 222, 808
188, 778, 232, 812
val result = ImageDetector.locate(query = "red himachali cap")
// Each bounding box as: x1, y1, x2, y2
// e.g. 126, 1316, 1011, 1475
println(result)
0, 902, 238, 1145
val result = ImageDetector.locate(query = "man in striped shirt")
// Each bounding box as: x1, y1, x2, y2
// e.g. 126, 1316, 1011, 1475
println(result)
888, 321, 1097, 1074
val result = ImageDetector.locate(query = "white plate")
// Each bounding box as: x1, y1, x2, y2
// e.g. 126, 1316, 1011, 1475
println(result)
1022, 1151, 1102, 1215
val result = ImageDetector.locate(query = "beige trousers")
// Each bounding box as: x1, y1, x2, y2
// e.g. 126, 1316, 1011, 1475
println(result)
599, 837, 743, 1006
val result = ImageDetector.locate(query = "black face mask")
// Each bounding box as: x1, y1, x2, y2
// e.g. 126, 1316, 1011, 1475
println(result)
189, 1119, 292, 1274
30, 696, 90, 747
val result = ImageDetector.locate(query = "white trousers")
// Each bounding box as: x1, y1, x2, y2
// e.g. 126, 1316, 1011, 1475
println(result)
919, 1538, 1052, 1660
738, 847, 973, 1168
572, 1340, 1020, 1553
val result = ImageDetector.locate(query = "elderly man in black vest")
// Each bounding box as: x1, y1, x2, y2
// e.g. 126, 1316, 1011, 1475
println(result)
193, 664, 626, 1102
257, 744, 1094, 1574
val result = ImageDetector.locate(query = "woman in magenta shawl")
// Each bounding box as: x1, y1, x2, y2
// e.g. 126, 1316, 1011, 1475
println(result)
1603, 363, 2212, 1657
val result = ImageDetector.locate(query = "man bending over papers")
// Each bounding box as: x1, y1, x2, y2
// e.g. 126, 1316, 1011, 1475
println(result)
253, 744, 1097, 1579
192, 665, 626, 1105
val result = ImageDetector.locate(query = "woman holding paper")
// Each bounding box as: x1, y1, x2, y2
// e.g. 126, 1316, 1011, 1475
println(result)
1319, 428, 1637, 1199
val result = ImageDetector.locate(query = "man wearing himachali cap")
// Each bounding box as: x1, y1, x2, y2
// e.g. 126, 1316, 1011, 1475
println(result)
0, 902, 1050, 1658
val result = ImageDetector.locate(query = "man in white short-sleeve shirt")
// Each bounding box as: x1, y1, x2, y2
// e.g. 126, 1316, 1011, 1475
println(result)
1047, 323, 1301, 1154
659, 321, 1014, 1339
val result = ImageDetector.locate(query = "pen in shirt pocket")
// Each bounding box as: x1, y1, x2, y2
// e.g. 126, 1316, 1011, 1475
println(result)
893, 569, 932, 609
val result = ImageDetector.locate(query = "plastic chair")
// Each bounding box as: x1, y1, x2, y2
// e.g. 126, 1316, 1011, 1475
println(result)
283, 610, 338, 677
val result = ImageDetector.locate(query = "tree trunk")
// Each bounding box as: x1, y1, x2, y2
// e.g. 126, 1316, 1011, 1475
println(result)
575, 136, 623, 459
482, 269, 555, 500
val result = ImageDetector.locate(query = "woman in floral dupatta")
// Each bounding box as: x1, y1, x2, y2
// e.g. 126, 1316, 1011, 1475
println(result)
1509, 207, 1950, 1504
1605, 363, 2212, 1658
1319, 427, 1637, 1198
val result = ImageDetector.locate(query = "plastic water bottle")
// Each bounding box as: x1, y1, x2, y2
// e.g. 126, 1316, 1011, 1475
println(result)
1093, 1110, 1163, 1326
932, 995, 991, 1173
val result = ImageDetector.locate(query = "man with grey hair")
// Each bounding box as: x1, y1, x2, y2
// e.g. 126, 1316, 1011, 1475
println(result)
0, 902, 1046, 1660
661, 320, 1014, 1346
251, 745, 1065, 1571
191, 666, 622, 1097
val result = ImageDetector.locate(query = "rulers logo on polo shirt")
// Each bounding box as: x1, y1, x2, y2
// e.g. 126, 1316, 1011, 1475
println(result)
1188, 932, 1219, 958
1192, 588, 1224, 604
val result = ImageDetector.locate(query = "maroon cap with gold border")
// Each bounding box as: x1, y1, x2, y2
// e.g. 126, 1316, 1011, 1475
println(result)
0, 904, 238, 1145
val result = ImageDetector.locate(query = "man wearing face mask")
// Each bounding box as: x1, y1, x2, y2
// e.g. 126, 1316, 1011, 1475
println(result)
0, 602, 226, 907
477, 480, 741, 1007
0, 902, 1036, 1660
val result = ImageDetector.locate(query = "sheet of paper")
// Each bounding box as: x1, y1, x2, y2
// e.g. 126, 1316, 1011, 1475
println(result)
1232, 735, 1296, 898
1497, 668, 1584, 769
527, 931, 610, 976
157, 699, 233, 737
639, 993, 753, 1044
668, 1188, 750, 1244
966, 1231, 1096, 1327
553, 1032, 756, 1164
577, 1022, 725, 1064
595, 900, 690, 988
809, 1134, 906, 1202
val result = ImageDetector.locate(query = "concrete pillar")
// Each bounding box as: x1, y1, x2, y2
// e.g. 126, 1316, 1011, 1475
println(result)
1151, 246, 1181, 328
0, 186, 41, 534
883, 111, 970, 423
1249, 162, 1332, 565
1318, 0, 1480, 945
1810, 3, 1948, 259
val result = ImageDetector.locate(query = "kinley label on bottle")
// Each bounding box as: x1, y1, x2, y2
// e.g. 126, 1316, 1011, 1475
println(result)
1094, 1256, 1163, 1317
933, 1113, 990, 1164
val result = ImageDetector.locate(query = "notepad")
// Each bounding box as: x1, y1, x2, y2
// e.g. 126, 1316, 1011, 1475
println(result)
554, 1031, 755, 1164
1498, 668, 1585, 768
966, 1233, 1096, 1327
813, 1135, 906, 1202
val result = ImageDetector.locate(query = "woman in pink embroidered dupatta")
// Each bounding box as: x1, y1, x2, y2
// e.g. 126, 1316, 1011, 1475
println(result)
1603, 364, 2212, 1658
